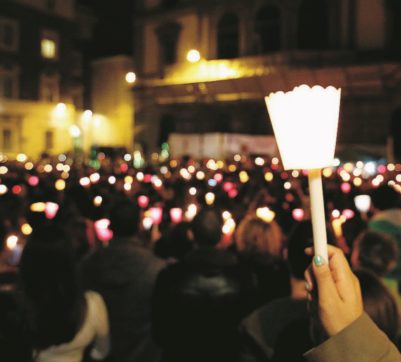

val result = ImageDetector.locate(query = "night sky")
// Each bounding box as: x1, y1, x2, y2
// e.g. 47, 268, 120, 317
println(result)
78, 0, 134, 58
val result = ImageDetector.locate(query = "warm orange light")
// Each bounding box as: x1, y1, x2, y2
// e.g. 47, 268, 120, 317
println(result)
186, 49, 201, 63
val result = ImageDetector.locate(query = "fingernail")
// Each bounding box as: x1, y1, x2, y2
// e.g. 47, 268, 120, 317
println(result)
313, 255, 325, 266
305, 281, 312, 291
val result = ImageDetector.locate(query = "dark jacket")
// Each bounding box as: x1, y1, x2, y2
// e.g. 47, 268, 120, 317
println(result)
152, 246, 255, 362
82, 237, 166, 362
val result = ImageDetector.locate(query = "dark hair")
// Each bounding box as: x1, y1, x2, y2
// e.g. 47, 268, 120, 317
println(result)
355, 231, 398, 276
191, 207, 223, 246
109, 199, 140, 237
19, 224, 85, 350
370, 185, 400, 210
286, 221, 314, 279
355, 269, 399, 342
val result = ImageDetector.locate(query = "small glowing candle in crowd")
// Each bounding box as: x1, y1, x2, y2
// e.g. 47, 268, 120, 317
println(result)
189, 187, 197, 196
124, 175, 133, 184
79, 177, 90, 187
292, 170, 300, 178
6, 234, 22, 265
56, 163, 64, 172
188, 165, 196, 174
342, 209, 355, 220
223, 182, 235, 192
55, 179, 66, 191
354, 195, 371, 213
142, 217, 153, 230
144, 174, 152, 183
228, 164, 237, 172
255, 157, 265, 166
0, 185, 7, 195
90, 173, 100, 183
94, 196, 103, 207
0, 166, 8, 175
16, 153, 27, 162
264, 172, 274, 182
239, 171, 249, 183
207, 179, 217, 187
196, 171, 205, 180
205, 192, 215, 205
353, 177, 362, 187
283, 181, 291, 190
180, 168, 191, 180
44, 164, 53, 173
228, 189, 238, 199
28, 176, 39, 187
256, 207, 275, 223
292, 208, 305, 222
222, 218, 236, 235
322, 168, 333, 178
120, 163, 129, 173
124, 153, 132, 162
138, 195, 149, 208
31, 202, 46, 212
12, 185, 22, 194
45, 202, 59, 219
124, 183, 131, 191
214, 173, 223, 183
25, 162, 34, 170
341, 182, 351, 193
332, 216, 346, 238
185, 204, 197, 221
21, 223, 33, 236
94, 219, 113, 243
136, 172, 144, 182
234, 154, 241, 162
153, 178, 163, 189
150, 207, 163, 225
170, 208, 183, 224
331, 209, 341, 219
222, 210, 232, 220
108, 176, 116, 185
388, 163, 396, 172
6, 235, 18, 250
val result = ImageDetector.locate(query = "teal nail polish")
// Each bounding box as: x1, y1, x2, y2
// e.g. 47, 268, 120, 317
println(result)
314, 255, 325, 266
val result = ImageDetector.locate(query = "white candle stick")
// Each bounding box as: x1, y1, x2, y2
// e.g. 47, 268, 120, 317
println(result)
308, 169, 328, 261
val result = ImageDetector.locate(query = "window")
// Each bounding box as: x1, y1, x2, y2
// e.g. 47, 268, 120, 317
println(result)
387, 0, 401, 53
253, 5, 281, 54
0, 66, 18, 99
217, 13, 239, 59
155, 22, 182, 65
39, 73, 59, 102
45, 130, 54, 150
2, 129, 12, 151
41, 30, 59, 59
298, 0, 329, 50
0, 17, 18, 52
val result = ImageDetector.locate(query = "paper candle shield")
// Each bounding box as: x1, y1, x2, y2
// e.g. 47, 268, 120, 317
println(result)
265, 85, 341, 170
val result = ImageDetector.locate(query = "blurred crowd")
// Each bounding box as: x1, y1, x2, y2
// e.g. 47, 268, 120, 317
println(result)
0, 152, 401, 361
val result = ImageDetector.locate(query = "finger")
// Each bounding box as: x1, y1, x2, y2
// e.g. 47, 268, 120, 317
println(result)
304, 267, 314, 292
326, 245, 355, 301
311, 254, 340, 306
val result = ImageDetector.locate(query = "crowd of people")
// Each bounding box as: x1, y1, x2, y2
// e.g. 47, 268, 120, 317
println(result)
0, 152, 401, 361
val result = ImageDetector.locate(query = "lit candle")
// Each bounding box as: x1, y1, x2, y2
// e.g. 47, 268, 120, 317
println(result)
170, 208, 183, 224
266, 85, 341, 261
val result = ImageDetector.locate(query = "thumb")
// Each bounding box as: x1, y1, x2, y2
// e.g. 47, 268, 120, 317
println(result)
312, 255, 340, 305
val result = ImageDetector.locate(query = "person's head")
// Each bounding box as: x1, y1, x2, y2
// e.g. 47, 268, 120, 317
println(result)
286, 221, 314, 280
235, 215, 283, 257
109, 199, 140, 237
19, 224, 84, 349
355, 269, 399, 342
191, 207, 223, 247
370, 185, 400, 211
351, 230, 398, 277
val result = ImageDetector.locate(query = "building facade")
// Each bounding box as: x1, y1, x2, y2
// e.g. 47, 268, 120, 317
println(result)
0, 0, 88, 158
133, 0, 401, 160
